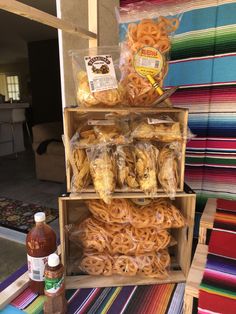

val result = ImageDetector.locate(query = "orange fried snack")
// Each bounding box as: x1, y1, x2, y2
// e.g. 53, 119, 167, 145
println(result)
79, 250, 171, 278
70, 215, 173, 256
120, 17, 179, 107
86, 199, 185, 229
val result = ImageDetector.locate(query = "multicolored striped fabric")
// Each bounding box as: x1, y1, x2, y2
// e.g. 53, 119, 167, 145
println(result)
198, 199, 236, 314
0, 266, 185, 314
120, 0, 236, 235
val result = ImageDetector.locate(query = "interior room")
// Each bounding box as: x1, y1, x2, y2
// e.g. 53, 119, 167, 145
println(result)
0, 0, 64, 279
0, 1, 236, 314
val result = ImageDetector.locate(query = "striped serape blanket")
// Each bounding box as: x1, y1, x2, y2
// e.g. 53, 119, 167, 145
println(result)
198, 199, 236, 314
0, 265, 185, 314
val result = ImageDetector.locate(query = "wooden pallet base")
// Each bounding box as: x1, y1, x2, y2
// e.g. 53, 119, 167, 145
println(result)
184, 244, 208, 314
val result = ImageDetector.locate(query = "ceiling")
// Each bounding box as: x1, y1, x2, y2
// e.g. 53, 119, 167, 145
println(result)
0, 0, 57, 64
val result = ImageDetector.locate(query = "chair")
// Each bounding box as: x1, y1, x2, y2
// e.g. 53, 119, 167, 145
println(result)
32, 122, 65, 183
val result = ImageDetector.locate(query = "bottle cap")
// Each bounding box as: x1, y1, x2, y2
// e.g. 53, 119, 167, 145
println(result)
48, 253, 60, 267
34, 212, 46, 223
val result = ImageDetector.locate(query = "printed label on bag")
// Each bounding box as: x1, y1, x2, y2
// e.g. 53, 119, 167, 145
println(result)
147, 118, 174, 124
88, 119, 115, 126
45, 276, 64, 295
27, 254, 49, 281
84, 55, 118, 92
134, 47, 163, 78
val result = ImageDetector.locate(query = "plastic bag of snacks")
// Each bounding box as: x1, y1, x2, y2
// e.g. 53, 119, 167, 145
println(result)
71, 116, 132, 149
86, 145, 116, 204
116, 1, 182, 106
70, 146, 91, 192
79, 249, 170, 278
67, 216, 172, 255
86, 198, 185, 229
115, 145, 139, 189
134, 142, 159, 196
131, 114, 182, 142
64, 131, 91, 192
157, 142, 181, 198
71, 46, 125, 107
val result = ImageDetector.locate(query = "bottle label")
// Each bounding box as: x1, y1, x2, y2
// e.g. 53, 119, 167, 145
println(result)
45, 276, 64, 295
27, 254, 49, 281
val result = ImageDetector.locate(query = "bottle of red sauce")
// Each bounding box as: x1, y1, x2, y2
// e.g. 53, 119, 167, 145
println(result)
26, 212, 57, 294
44, 253, 67, 314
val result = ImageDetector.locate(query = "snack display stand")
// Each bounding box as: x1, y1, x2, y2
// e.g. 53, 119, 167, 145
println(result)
57, 0, 196, 286
0, 1, 197, 310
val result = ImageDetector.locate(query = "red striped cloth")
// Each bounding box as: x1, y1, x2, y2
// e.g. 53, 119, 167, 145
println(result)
198, 199, 236, 314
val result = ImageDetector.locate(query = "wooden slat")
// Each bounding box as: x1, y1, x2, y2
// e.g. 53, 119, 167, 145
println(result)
88, 0, 98, 48
184, 244, 208, 307
64, 106, 189, 114
0, 272, 29, 310
175, 195, 196, 277
66, 270, 186, 289
67, 191, 193, 200
0, 0, 97, 39
184, 244, 208, 313
0, 245, 62, 310
199, 198, 216, 244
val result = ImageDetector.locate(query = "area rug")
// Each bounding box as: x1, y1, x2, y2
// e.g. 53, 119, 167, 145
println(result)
0, 197, 58, 233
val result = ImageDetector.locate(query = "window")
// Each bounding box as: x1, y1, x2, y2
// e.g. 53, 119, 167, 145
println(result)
7, 75, 20, 100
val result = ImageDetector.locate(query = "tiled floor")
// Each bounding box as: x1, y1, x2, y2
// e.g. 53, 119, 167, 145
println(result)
0, 149, 63, 282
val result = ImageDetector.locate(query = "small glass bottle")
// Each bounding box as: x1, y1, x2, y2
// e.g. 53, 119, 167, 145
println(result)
26, 212, 57, 294
44, 253, 67, 314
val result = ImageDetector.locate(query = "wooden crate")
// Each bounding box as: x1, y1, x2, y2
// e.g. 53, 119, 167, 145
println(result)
184, 244, 208, 314
63, 106, 189, 194
199, 198, 216, 245
59, 192, 196, 289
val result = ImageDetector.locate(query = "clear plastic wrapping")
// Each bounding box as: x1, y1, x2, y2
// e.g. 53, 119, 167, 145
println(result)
117, 1, 183, 107
71, 117, 131, 149
115, 145, 139, 189
68, 216, 171, 255
79, 249, 170, 278
71, 47, 124, 107
86, 198, 185, 228
67, 198, 186, 278
135, 142, 159, 195
131, 114, 182, 142
158, 142, 181, 199
86, 145, 116, 204
70, 147, 91, 192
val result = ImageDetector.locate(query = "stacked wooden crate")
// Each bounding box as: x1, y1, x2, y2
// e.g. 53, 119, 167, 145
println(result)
59, 106, 196, 288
